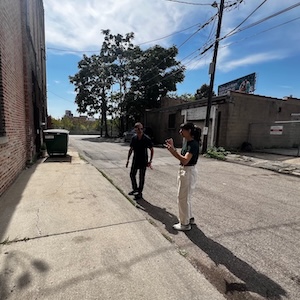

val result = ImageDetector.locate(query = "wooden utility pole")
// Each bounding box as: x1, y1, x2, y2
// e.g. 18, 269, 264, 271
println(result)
201, 0, 225, 153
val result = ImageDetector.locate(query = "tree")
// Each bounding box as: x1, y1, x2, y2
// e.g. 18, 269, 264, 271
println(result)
69, 54, 113, 136
100, 30, 138, 133
70, 30, 185, 135
167, 92, 195, 101
195, 84, 215, 100
126, 45, 185, 119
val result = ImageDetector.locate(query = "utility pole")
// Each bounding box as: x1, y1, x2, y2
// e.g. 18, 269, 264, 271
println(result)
201, 0, 225, 154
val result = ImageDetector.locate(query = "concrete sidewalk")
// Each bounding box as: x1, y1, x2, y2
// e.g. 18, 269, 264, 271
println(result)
0, 148, 225, 300
225, 151, 300, 177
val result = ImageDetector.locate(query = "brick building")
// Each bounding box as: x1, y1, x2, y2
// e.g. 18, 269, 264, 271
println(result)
145, 92, 300, 150
0, 0, 47, 196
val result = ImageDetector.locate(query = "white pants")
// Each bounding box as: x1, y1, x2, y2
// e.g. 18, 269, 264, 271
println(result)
177, 165, 198, 225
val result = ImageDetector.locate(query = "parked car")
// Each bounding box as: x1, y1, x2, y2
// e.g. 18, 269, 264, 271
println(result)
123, 127, 154, 143
123, 129, 135, 142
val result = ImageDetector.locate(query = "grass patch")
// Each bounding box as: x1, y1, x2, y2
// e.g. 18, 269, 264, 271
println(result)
204, 147, 230, 160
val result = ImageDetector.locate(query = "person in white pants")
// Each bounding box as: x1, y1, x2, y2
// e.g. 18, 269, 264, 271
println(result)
164, 122, 201, 231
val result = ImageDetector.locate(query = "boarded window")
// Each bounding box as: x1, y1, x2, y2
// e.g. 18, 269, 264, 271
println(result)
168, 113, 176, 129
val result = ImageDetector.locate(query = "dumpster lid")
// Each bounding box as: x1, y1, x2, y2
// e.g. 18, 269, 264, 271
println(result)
44, 129, 69, 134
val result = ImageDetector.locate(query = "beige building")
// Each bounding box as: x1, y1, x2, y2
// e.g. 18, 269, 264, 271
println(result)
145, 92, 300, 150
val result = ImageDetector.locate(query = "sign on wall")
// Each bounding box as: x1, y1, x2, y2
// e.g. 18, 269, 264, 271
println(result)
218, 73, 256, 96
270, 125, 283, 135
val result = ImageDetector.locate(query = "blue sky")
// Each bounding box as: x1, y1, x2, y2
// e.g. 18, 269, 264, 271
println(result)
44, 0, 300, 119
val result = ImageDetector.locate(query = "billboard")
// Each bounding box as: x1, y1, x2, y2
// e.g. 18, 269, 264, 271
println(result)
218, 73, 256, 96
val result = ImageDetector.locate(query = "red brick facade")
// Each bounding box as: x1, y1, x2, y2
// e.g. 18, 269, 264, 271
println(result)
0, 0, 47, 196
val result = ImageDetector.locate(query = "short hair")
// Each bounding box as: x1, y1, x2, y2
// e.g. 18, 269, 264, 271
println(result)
134, 122, 143, 128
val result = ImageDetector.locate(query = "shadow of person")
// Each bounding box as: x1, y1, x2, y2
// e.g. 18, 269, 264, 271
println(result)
185, 225, 286, 299
136, 198, 179, 234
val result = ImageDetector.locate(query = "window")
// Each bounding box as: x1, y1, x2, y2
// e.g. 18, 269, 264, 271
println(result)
168, 113, 176, 129
0, 50, 5, 137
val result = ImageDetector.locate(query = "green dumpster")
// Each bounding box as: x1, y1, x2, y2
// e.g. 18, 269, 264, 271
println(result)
44, 129, 69, 156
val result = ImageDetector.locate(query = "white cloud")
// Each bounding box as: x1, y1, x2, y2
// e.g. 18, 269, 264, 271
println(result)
220, 52, 285, 72
44, 0, 300, 71
44, 0, 197, 51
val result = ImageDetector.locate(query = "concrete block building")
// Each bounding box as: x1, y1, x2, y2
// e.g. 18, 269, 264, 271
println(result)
0, 0, 47, 196
145, 92, 300, 150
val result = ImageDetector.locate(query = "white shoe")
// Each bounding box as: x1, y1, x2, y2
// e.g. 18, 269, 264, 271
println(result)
173, 223, 191, 231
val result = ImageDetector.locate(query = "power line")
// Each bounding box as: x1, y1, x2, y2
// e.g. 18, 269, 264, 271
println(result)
219, 16, 300, 49
164, 0, 213, 5
221, 0, 268, 40
229, 2, 300, 36
47, 47, 98, 53
137, 22, 203, 46
47, 90, 74, 103
201, 2, 300, 55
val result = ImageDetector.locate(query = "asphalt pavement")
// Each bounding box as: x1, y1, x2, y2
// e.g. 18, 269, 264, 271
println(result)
1, 142, 299, 300
0, 148, 225, 300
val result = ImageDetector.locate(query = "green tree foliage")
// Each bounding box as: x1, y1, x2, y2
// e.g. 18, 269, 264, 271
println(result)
50, 116, 99, 133
167, 92, 195, 101
69, 30, 185, 135
126, 45, 185, 118
69, 54, 112, 137
195, 83, 216, 100
100, 30, 138, 133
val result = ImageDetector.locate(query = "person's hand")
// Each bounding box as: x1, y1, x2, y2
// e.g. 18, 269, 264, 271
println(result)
147, 161, 153, 169
164, 138, 174, 151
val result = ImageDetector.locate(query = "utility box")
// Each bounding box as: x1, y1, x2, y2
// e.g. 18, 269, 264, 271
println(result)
44, 129, 69, 156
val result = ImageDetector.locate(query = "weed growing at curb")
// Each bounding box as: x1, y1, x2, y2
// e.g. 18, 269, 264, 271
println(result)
0, 237, 29, 245
204, 147, 231, 160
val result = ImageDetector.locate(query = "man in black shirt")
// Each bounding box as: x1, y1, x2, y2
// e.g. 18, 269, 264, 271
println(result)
126, 122, 154, 199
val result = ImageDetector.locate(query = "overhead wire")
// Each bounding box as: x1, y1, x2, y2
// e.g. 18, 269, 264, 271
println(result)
47, 90, 74, 103
219, 16, 300, 50
221, 0, 269, 40
143, 1, 300, 91
48, 1, 300, 101
164, 0, 213, 5
200, 2, 300, 55
227, 1, 300, 37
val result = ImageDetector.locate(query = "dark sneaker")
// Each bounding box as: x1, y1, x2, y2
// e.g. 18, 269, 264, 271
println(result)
189, 217, 195, 225
173, 223, 191, 231
134, 193, 143, 200
128, 190, 138, 196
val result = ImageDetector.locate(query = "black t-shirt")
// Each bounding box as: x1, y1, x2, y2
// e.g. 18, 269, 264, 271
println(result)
181, 139, 199, 166
130, 134, 153, 168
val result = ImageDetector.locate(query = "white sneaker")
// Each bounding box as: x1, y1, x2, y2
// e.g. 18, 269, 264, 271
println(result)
173, 223, 191, 231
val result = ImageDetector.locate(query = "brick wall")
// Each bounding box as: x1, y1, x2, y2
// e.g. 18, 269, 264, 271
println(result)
0, 0, 46, 197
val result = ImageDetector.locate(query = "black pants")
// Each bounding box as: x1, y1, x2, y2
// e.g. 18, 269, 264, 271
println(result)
130, 166, 146, 194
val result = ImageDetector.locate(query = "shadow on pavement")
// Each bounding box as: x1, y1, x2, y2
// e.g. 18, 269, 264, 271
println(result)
0, 163, 39, 243
136, 198, 179, 234
0, 250, 50, 300
43, 154, 72, 163
136, 196, 286, 298
185, 226, 287, 299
